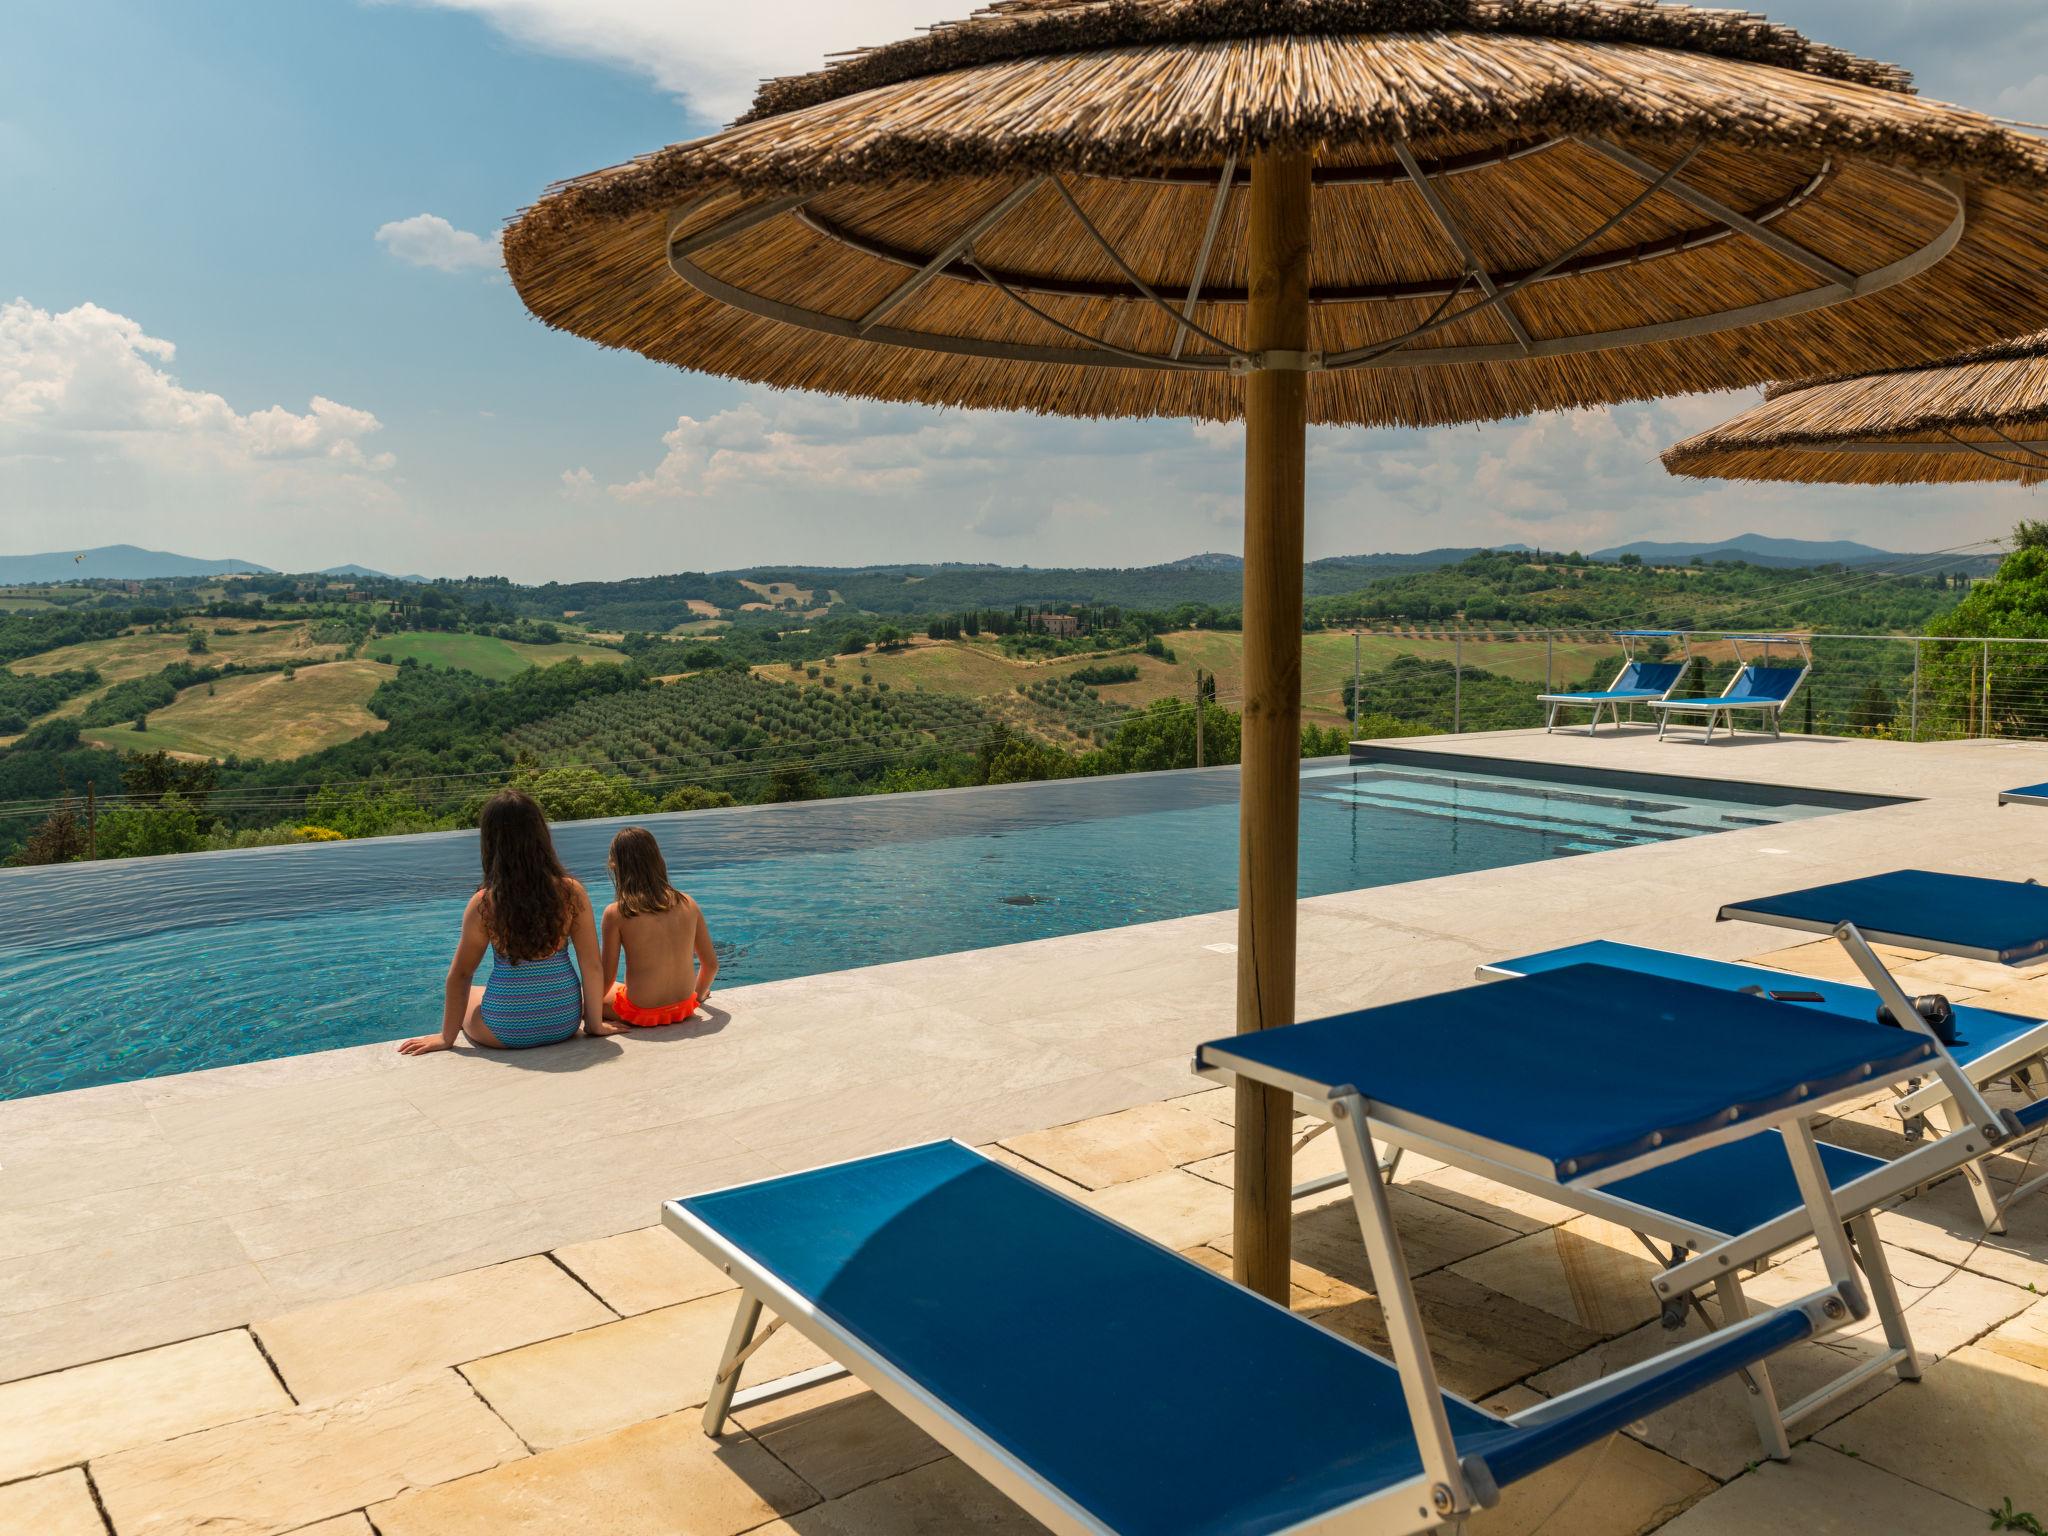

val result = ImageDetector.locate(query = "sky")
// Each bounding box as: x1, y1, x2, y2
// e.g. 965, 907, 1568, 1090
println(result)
2, 1, 2045, 581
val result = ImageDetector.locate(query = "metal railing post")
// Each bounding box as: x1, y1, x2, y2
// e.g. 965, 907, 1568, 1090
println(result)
1983, 640, 1992, 739
1544, 632, 1554, 696
1453, 631, 1463, 734
1910, 639, 1920, 742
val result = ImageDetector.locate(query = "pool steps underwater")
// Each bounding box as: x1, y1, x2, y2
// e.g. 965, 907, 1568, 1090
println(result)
1321, 770, 1799, 852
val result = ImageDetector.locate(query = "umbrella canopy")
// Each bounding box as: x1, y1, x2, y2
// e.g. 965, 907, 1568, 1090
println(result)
504, 0, 2048, 1326
507, 0, 2048, 424
1664, 329, 2048, 485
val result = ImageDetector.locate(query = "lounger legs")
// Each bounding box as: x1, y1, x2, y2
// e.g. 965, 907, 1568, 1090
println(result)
1851, 1213, 1922, 1382
1714, 1274, 1792, 1461
704, 1293, 763, 1436
1931, 1100, 2008, 1236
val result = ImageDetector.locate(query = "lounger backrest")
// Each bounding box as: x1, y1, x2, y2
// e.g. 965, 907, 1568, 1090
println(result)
1724, 665, 1805, 704
1630, 661, 1685, 695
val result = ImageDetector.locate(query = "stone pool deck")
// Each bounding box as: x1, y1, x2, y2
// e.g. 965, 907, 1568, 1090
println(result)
8, 726, 2048, 1532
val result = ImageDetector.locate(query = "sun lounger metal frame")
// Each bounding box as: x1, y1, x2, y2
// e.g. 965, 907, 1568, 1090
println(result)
1718, 868, 2044, 1230
1536, 630, 1691, 735
667, 965, 1908, 1535
2000, 782, 2048, 808
1651, 633, 1811, 742
1482, 937, 2048, 1198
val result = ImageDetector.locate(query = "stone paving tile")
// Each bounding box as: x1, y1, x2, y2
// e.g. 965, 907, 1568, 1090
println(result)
1519, 1232, 2037, 1486
192, 1126, 479, 1218
754, 1457, 1048, 1534
551, 1224, 738, 1316
1392, 1161, 1580, 1236
1654, 1446, 1984, 1534
1820, 1344, 2048, 1511
0, 1218, 248, 1318
973, 1144, 1092, 1199
1310, 1272, 1604, 1401
92, 1369, 525, 1536
1449, 1216, 1665, 1336
1179, 1245, 1352, 1309
998, 1102, 1232, 1190
732, 1375, 946, 1500
0, 1177, 222, 1265
1891, 954, 2039, 995
1080, 1168, 1235, 1251
0, 1329, 288, 1483
1747, 941, 1932, 986
1473, 1387, 1714, 1536
281, 1517, 374, 1536
1214, 1190, 1518, 1293
227, 1164, 530, 1265
253, 1255, 613, 1404
368, 1410, 817, 1536
0, 1467, 109, 1536
1984, 1295, 2048, 1372
252, 1201, 572, 1310
1883, 1172, 2048, 1291
1970, 975, 2048, 1018
0, 1263, 283, 1388
461, 1292, 828, 1450
1183, 1124, 1347, 1193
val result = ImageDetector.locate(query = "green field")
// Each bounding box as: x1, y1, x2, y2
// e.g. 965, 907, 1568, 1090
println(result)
831, 630, 1617, 733
366, 631, 622, 681
81, 659, 396, 760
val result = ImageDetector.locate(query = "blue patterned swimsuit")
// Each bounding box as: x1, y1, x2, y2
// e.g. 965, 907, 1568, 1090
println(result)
478, 941, 583, 1048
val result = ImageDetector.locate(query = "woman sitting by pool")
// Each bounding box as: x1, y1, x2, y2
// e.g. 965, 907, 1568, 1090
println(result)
599, 826, 717, 1027
398, 789, 623, 1055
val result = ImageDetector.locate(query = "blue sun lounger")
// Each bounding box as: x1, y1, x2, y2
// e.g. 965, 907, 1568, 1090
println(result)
1537, 631, 1688, 735
670, 965, 1922, 1533
1715, 867, 2048, 1228
2001, 782, 2048, 808
1480, 939, 2048, 1152
1653, 635, 1810, 742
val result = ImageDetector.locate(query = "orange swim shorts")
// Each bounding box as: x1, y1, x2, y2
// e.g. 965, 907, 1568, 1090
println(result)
607, 982, 700, 1028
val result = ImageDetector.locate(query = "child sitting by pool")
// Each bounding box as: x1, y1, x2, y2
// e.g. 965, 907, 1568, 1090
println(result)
600, 826, 718, 1027
399, 789, 624, 1055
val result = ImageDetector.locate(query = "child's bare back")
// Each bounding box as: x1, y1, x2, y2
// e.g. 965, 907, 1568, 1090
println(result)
600, 827, 718, 1028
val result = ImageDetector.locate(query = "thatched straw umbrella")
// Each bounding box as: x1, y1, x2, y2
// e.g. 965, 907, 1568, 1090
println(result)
507, 0, 2048, 1302
1665, 329, 2048, 485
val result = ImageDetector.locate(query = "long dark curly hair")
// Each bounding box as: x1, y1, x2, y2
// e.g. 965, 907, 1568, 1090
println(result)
477, 789, 574, 962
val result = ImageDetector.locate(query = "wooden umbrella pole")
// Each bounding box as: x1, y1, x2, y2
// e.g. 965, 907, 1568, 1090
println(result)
1233, 149, 1311, 1305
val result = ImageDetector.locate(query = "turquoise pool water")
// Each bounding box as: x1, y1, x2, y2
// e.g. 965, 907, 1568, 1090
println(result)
0, 757, 1872, 1099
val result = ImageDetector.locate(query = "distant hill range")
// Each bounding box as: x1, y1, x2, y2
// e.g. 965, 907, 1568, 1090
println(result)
1587, 532, 1989, 571
0, 547, 439, 583
0, 545, 277, 583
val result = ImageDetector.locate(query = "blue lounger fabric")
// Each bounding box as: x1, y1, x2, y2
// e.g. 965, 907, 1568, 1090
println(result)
2001, 783, 2048, 807
678, 1140, 1517, 1535
1721, 870, 2048, 965
1487, 940, 2048, 1070
678, 1141, 1817, 1530
1541, 661, 1685, 705
1198, 965, 1934, 1182
1600, 1131, 1884, 1240
1657, 665, 1804, 712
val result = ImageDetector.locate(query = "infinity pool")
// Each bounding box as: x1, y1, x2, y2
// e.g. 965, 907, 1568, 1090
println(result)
0, 756, 1878, 1099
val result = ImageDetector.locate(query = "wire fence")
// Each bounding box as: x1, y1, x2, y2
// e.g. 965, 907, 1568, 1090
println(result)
1324, 627, 2048, 743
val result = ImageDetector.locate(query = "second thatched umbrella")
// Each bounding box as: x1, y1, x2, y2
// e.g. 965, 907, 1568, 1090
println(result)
507, 0, 2048, 1302
1665, 329, 2048, 485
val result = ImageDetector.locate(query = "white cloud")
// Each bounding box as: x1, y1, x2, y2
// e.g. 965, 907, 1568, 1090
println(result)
559, 465, 596, 499
374, 212, 502, 273
388, 0, 942, 122
0, 298, 399, 558
605, 398, 960, 502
